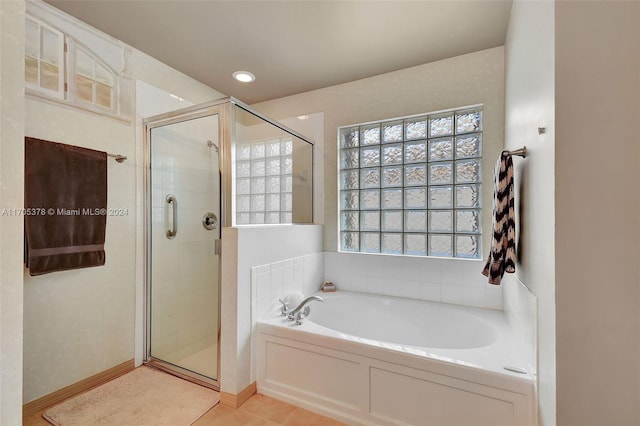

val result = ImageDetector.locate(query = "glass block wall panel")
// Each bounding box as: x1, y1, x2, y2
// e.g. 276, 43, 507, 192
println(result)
360, 189, 380, 210
342, 232, 360, 252
455, 109, 482, 134
405, 141, 427, 163
266, 176, 281, 193
429, 186, 453, 209
237, 178, 251, 195
429, 211, 453, 232
405, 234, 427, 255
340, 127, 359, 148
382, 211, 403, 232
382, 189, 403, 209
281, 157, 293, 174
281, 212, 292, 222
360, 146, 380, 167
456, 134, 482, 158
405, 211, 427, 232
429, 163, 453, 185
429, 138, 453, 161
429, 234, 453, 257
361, 211, 380, 231
341, 211, 359, 231
338, 106, 482, 258
266, 194, 280, 211
361, 232, 380, 253
341, 170, 359, 190
341, 190, 359, 210
382, 144, 403, 165
341, 149, 359, 169
266, 158, 281, 175
361, 124, 380, 145
383, 121, 403, 143
236, 138, 293, 224
405, 118, 427, 140
456, 210, 481, 233
382, 233, 403, 254
455, 184, 481, 208
265, 212, 280, 224
382, 166, 403, 187
456, 235, 480, 258
405, 164, 427, 186
405, 188, 427, 209
360, 168, 380, 188
429, 114, 453, 137
266, 140, 281, 157
456, 159, 481, 183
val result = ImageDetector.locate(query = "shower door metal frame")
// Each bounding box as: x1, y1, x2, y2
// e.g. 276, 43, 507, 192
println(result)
143, 98, 232, 391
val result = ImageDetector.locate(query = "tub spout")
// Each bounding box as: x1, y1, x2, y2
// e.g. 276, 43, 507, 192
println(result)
287, 295, 323, 325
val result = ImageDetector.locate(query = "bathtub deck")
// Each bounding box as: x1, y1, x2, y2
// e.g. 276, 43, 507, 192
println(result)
256, 291, 535, 426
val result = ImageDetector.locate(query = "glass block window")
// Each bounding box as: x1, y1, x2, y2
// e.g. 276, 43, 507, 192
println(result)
235, 138, 293, 225
339, 107, 482, 258
25, 17, 64, 97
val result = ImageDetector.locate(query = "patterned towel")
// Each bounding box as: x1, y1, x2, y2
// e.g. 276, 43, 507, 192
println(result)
482, 151, 516, 285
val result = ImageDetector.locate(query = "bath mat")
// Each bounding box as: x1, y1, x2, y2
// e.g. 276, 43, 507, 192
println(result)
43, 366, 219, 426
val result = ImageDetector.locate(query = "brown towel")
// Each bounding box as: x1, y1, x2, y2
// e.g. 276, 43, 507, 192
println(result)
482, 151, 516, 285
25, 137, 107, 275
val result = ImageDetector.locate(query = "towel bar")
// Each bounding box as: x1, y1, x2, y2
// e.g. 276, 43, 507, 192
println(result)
107, 153, 127, 163
502, 147, 527, 158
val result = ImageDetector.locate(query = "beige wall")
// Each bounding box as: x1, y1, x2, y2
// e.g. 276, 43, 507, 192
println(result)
555, 1, 640, 425
504, 0, 556, 424
22, 4, 224, 404
0, 0, 26, 424
253, 47, 505, 254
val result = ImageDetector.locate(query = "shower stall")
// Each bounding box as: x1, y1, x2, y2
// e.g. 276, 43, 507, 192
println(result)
143, 98, 314, 389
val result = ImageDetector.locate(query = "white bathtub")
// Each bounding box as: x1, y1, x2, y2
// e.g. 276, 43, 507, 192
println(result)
256, 291, 535, 425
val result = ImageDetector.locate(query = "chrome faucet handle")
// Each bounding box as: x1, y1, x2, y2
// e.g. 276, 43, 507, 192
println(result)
295, 311, 305, 325
278, 299, 289, 316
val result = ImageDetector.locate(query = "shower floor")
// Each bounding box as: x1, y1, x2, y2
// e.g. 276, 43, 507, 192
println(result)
179, 344, 218, 379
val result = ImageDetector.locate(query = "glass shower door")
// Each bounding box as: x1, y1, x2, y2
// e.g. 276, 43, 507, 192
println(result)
148, 114, 220, 384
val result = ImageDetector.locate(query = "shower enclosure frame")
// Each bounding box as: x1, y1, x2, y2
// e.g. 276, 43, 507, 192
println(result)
143, 98, 230, 390
142, 97, 315, 391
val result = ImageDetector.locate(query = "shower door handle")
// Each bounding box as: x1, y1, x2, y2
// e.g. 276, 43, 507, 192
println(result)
166, 195, 178, 239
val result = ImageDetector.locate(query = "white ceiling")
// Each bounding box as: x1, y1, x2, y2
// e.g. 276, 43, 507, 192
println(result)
45, 0, 513, 104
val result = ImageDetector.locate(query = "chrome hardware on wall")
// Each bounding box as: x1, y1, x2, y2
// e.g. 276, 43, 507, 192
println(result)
203, 212, 218, 230
166, 195, 178, 239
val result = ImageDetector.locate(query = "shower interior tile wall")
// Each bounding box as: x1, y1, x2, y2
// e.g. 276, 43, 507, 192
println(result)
324, 252, 502, 310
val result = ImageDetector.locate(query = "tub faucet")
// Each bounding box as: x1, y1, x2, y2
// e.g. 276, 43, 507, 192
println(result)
280, 295, 323, 325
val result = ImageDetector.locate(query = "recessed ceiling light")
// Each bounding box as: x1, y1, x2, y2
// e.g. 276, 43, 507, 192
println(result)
297, 115, 309, 120
232, 71, 255, 83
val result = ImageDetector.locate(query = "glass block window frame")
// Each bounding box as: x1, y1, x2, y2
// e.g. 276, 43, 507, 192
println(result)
235, 138, 293, 225
339, 107, 483, 258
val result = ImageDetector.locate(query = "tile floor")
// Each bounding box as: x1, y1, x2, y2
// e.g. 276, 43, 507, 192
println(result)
194, 394, 346, 426
23, 392, 345, 426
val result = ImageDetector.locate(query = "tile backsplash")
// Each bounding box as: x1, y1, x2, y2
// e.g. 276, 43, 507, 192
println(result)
324, 252, 502, 310
252, 251, 502, 318
251, 253, 324, 322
